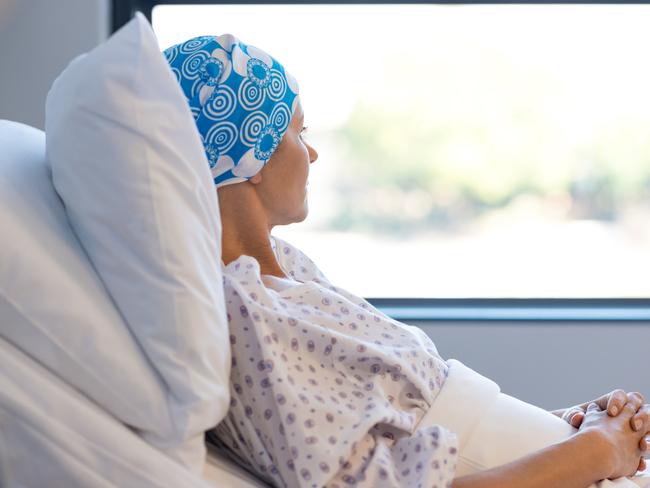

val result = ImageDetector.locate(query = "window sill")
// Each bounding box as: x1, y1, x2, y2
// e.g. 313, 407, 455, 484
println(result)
367, 299, 650, 322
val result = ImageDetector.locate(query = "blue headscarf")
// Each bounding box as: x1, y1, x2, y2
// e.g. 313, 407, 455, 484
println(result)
163, 34, 300, 188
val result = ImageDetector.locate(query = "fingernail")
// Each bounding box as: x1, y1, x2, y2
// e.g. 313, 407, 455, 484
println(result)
634, 419, 642, 430
611, 406, 618, 415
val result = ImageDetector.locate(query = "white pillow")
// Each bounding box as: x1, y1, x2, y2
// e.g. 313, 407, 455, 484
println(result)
45, 13, 231, 473
0, 120, 171, 439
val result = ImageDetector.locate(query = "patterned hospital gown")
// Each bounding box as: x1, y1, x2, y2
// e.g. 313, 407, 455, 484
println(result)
209, 235, 458, 488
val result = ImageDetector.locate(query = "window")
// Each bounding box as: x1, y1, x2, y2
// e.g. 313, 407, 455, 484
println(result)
151, 3, 650, 303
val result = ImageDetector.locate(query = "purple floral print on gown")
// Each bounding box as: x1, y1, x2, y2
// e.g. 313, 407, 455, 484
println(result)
210, 235, 458, 488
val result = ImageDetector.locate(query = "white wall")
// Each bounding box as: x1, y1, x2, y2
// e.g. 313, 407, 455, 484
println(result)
0, 0, 110, 129
418, 320, 650, 411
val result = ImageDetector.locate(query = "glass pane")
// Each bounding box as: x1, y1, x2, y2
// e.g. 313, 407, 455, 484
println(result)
153, 4, 650, 298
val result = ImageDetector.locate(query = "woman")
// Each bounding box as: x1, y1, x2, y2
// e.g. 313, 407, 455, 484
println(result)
163, 35, 650, 488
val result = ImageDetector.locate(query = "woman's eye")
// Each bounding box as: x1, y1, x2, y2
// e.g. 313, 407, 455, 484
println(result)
300, 126, 308, 138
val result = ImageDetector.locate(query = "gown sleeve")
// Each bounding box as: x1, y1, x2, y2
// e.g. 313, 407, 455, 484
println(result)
323, 423, 458, 488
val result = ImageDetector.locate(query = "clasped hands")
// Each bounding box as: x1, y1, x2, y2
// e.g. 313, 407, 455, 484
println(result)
552, 390, 650, 474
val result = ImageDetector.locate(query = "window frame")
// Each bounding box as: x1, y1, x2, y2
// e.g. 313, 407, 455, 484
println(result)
117, 0, 650, 322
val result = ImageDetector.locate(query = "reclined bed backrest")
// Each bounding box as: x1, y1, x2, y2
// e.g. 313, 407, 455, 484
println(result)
0, 119, 173, 441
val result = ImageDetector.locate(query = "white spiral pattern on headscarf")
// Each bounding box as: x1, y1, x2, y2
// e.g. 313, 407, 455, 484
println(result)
268, 69, 288, 101
181, 50, 210, 80
269, 103, 291, 132
166, 34, 299, 188
190, 77, 204, 98
163, 45, 179, 64
203, 85, 236, 120
205, 121, 238, 153
241, 111, 267, 146
179, 36, 212, 54
170, 67, 181, 83
238, 78, 265, 111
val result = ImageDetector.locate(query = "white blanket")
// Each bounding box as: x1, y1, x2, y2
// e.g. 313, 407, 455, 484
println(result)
419, 359, 650, 487
0, 336, 214, 487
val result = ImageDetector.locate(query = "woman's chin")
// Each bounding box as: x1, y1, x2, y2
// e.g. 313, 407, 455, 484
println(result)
295, 203, 309, 224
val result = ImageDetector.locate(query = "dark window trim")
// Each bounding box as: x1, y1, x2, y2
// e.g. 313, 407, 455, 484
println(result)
112, 0, 650, 32
112, 0, 650, 322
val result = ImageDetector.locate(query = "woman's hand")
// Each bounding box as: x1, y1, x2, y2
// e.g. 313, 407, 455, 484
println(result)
557, 390, 646, 429
577, 401, 650, 479
556, 390, 650, 472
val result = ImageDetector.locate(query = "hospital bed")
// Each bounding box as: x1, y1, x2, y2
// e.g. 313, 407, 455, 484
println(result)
0, 12, 274, 484
0, 116, 271, 487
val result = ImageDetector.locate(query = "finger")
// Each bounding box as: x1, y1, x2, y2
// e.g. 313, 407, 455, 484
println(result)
640, 435, 650, 453
562, 406, 584, 424
607, 389, 628, 416
563, 406, 581, 421
571, 411, 585, 428
586, 402, 600, 414
626, 392, 645, 416
592, 393, 612, 412
629, 391, 646, 407
631, 404, 650, 432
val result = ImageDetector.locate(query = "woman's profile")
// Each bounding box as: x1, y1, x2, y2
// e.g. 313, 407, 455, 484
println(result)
163, 34, 650, 488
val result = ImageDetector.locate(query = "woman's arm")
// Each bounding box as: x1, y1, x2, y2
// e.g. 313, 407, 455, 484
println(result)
453, 400, 649, 488
452, 430, 609, 488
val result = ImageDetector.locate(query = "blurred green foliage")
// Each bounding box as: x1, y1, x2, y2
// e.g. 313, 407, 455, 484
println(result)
329, 47, 650, 234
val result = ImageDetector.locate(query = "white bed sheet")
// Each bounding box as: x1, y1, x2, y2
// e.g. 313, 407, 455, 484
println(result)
0, 335, 266, 487
204, 444, 269, 488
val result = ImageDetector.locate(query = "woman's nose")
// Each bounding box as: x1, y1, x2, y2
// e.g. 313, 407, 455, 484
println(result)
308, 144, 318, 164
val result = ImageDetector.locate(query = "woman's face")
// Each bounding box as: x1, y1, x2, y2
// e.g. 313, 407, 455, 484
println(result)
251, 100, 318, 227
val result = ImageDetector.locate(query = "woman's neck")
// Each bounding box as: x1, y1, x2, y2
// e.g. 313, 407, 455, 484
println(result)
217, 184, 287, 279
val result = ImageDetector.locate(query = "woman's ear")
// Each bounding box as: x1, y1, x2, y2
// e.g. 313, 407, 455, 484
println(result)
249, 172, 262, 185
